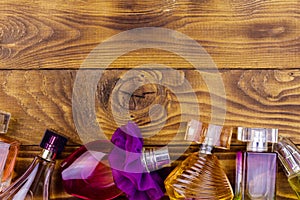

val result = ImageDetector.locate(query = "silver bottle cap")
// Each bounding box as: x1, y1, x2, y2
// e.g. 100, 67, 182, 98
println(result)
237, 127, 278, 152
275, 136, 300, 177
142, 146, 170, 172
0, 111, 10, 134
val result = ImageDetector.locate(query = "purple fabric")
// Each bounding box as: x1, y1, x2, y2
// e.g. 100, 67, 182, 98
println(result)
108, 121, 165, 200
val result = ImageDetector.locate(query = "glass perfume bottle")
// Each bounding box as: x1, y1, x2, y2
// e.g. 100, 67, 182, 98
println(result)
0, 111, 20, 192
234, 127, 278, 200
275, 136, 300, 198
0, 129, 67, 200
61, 140, 170, 200
164, 119, 234, 200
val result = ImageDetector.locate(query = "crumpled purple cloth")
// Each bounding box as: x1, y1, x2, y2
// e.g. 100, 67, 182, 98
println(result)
108, 121, 165, 200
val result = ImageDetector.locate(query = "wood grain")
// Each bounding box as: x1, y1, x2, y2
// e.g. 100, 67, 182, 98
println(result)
0, 69, 299, 145
0, 0, 299, 69
0, 0, 299, 198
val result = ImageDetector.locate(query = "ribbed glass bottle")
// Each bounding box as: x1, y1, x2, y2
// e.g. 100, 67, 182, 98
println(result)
0, 129, 67, 200
164, 120, 234, 200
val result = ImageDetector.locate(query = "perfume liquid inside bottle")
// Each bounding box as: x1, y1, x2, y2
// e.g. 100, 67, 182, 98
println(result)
165, 152, 233, 199
61, 140, 170, 200
235, 127, 278, 200
235, 152, 277, 200
165, 120, 234, 200
61, 140, 123, 200
0, 111, 20, 192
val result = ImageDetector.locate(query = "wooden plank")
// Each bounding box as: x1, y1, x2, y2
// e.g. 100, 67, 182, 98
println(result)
0, 0, 299, 69
12, 145, 298, 199
0, 69, 300, 145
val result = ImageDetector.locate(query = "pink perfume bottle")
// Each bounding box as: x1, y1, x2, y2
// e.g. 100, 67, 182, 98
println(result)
61, 140, 170, 200
60, 140, 123, 200
0, 111, 20, 192
0, 129, 67, 200
235, 127, 278, 200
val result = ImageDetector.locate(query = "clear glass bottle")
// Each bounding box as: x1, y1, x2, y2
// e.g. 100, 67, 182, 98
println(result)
61, 140, 170, 200
164, 119, 234, 200
275, 136, 300, 198
234, 127, 278, 200
0, 111, 20, 192
0, 129, 67, 200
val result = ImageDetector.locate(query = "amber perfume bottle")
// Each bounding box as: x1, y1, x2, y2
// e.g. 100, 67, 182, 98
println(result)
235, 127, 278, 200
0, 111, 20, 192
275, 136, 300, 198
164, 119, 234, 200
0, 129, 67, 200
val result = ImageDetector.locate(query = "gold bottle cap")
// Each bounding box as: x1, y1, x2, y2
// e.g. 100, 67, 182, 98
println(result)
185, 119, 233, 150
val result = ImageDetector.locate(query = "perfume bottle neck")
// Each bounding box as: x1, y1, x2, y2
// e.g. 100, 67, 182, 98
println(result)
246, 141, 268, 152
141, 146, 170, 172
39, 149, 57, 162
199, 144, 213, 154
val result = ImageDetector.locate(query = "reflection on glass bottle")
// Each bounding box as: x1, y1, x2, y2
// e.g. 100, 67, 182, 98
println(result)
234, 127, 278, 200
0, 111, 20, 192
275, 136, 300, 198
61, 140, 170, 200
0, 129, 67, 200
164, 119, 234, 200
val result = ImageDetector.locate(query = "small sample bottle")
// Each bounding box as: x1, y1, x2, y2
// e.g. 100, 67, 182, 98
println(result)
0, 129, 67, 200
235, 127, 278, 200
61, 140, 170, 200
0, 111, 20, 192
164, 119, 234, 200
275, 136, 300, 198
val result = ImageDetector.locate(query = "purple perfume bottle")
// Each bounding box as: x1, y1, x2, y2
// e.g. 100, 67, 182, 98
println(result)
235, 127, 278, 200
0, 129, 67, 200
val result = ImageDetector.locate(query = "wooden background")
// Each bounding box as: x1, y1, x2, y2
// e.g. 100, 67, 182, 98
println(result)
0, 0, 299, 199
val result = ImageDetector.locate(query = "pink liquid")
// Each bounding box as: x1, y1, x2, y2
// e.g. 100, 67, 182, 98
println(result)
61, 141, 123, 200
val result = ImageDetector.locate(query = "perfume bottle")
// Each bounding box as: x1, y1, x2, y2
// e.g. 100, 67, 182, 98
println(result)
0, 111, 20, 192
164, 119, 234, 200
235, 127, 278, 200
61, 140, 170, 200
0, 129, 67, 200
275, 136, 300, 198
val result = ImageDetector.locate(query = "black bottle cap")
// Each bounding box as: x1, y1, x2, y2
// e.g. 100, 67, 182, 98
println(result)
40, 129, 68, 155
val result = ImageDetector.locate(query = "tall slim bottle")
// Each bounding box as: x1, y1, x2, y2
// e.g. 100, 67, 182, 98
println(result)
0, 111, 20, 192
0, 129, 67, 200
164, 119, 234, 200
234, 127, 278, 200
275, 136, 300, 198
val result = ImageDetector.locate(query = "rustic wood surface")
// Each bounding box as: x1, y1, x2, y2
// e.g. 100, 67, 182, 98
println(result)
1, 69, 300, 145
0, 0, 299, 199
0, 0, 299, 69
